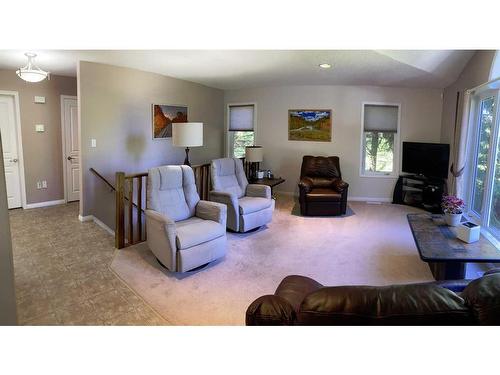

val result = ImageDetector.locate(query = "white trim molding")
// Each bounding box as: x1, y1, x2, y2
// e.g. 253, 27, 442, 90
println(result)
0, 90, 27, 209
60, 95, 78, 203
276, 191, 392, 203
24, 199, 66, 209
359, 101, 402, 179
78, 214, 114, 235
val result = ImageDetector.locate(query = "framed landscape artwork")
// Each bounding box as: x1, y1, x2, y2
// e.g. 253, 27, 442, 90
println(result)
152, 104, 188, 139
288, 109, 332, 142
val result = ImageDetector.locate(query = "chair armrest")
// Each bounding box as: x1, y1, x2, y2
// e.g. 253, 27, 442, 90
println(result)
246, 184, 271, 199
332, 179, 349, 193
146, 209, 176, 227
196, 200, 227, 226
298, 177, 313, 193
209, 190, 238, 207
209, 190, 239, 231
145, 209, 177, 270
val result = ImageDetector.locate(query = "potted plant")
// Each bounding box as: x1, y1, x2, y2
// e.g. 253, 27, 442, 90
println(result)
441, 195, 465, 226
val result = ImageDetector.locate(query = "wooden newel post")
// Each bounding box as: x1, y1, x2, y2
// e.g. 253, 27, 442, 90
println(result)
115, 171, 125, 249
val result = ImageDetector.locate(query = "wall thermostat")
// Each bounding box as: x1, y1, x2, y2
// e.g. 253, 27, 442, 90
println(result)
34, 96, 46, 104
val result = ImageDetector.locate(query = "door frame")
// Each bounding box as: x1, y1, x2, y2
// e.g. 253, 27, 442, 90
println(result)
60, 95, 78, 203
0, 90, 27, 209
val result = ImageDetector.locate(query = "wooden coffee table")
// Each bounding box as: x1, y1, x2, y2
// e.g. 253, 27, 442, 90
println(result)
407, 213, 500, 280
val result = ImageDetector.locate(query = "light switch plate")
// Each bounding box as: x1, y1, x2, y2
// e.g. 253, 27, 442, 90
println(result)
34, 96, 46, 104
35, 124, 45, 132
91, 139, 97, 148
42, 180, 47, 188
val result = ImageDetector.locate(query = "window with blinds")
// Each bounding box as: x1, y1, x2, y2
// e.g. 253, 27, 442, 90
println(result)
227, 104, 255, 158
361, 103, 400, 176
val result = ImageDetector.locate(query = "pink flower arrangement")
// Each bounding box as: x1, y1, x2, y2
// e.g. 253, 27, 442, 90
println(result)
441, 195, 464, 214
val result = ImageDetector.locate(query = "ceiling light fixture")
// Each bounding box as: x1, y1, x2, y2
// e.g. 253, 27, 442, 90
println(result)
319, 63, 332, 69
16, 53, 50, 83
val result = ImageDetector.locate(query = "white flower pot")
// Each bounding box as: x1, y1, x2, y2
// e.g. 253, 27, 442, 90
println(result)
444, 213, 462, 227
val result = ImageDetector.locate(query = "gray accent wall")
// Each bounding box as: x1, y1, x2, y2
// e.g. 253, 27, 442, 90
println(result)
0, 70, 77, 205
224, 85, 443, 199
0, 133, 17, 325
78, 61, 224, 230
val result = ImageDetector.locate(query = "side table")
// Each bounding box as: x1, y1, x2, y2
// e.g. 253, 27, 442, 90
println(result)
248, 177, 285, 199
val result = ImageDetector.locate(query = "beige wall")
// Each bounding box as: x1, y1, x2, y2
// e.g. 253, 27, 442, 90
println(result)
225, 85, 443, 199
0, 134, 17, 325
0, 70, 77, 205
78, 61, 225, 229
440, 51, 496, 148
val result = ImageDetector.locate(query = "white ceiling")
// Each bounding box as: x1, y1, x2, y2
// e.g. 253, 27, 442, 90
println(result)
0, 50, 475, 90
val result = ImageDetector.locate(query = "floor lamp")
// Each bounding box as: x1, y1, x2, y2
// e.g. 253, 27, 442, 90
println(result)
172, 122, 203, 166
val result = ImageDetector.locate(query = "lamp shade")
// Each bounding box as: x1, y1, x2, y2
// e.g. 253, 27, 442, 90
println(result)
245, 146, 263, 162
172, 122, 203, 147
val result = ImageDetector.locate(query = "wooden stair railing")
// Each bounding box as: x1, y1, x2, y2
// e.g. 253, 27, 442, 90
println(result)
115, 163, 212, 249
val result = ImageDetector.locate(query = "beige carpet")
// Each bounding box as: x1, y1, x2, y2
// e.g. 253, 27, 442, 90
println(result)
111, 195, 434, 325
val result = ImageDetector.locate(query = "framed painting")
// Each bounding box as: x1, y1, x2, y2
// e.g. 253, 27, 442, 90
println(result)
152, 104, 188, 139
288, 109, 332, 142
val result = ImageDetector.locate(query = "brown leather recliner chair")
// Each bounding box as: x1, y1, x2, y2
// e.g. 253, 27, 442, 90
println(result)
298, 155, 348, 216
246, 270, 500, 325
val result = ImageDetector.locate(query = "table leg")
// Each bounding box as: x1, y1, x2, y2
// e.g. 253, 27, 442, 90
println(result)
428, 262, 466, 280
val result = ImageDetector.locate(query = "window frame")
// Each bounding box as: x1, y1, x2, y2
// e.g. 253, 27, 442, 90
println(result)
465, 89, 500, 243
225, 102, 257, 158
359, 101, 401, 178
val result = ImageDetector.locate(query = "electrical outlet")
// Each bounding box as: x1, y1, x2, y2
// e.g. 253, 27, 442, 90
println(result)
36, 181, 42, 189
42, 180, 47, 189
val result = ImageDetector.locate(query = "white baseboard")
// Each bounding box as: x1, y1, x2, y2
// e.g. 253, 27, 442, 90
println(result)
93, 216, 115, 236
78, 214, 93, 222
78, 214, 114, 235
276, 191, 392, 203
24, 199, 66, 209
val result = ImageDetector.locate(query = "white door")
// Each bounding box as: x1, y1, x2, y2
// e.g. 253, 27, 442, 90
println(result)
0, 94, 22, 209
62, 96, 80, 202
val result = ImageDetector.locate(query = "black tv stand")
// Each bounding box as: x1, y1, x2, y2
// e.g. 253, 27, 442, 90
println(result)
392, 174, 447, 213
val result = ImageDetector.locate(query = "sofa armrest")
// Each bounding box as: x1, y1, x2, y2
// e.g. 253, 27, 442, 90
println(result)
246, 184, 271, 199
332, 179, 349, 193
196, 200, 227, 226
245, 295, 297, 325
298, 177, 314, 193
145, 209, 177, 271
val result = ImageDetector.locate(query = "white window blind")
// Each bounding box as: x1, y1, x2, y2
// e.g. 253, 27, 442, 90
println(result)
229, 105, 254, 131
363, 104, 399, 133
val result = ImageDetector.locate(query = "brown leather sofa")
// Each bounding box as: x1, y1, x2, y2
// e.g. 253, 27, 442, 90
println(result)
298, 155, 348, 216
246, 270, 500, 325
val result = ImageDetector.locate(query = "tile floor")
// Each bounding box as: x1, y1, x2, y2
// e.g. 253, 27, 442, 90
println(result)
9, 202, 168, 325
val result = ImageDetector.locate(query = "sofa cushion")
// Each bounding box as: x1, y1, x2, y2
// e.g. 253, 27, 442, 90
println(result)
306, 188, 342, 202
238, 196, 272, 215
175, 217, 225, 250
298, 284, 472, 325
309, 177, 334, 188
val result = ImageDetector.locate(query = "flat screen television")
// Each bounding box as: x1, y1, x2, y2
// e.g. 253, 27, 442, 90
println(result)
402, 142, 450, 179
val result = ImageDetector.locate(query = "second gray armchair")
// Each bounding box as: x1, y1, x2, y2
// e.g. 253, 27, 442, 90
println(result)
210, 158, 274, 232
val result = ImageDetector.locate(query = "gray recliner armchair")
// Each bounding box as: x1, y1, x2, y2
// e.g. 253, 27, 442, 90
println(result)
210, 158, 275, 232
146, 165, 227, 272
